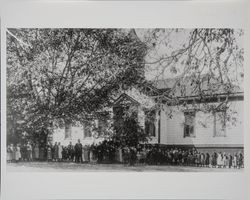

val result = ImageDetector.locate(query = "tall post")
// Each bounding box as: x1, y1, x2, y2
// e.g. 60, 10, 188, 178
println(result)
157, 110, 161, 144
137, 106, 145, 129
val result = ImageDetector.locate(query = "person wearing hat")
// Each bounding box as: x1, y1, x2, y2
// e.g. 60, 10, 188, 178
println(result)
74, 139, 83, 163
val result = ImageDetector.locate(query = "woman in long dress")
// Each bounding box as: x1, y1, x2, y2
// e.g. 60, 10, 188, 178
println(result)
34, 144, 39, 160
7, 145, 12, 162
84, 146, 90, 162
222, 153, 227, 168
82, 146, 86, 162
15, 144, 22, 162
217, 152, 223, 168
47, 144, 52, 161
9, 144, 14, 162
58, 142, 63, 161
12, 145, 17, 162
52, 142, 58, 161
233, 153, 237, 168
27, 142, 33, 161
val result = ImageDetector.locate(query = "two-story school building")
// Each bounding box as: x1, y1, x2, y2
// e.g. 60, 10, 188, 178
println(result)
52, 76, 244, 153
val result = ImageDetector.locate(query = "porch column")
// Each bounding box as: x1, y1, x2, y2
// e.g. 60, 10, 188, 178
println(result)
138, 106, 145, 129
155, 110, 161, 144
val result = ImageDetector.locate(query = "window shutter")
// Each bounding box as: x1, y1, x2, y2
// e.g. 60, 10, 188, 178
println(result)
183, 111, 195, 137
65, 121, 72, 139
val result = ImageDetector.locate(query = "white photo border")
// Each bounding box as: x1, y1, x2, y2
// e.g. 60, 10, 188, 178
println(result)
1, 1, 250, 200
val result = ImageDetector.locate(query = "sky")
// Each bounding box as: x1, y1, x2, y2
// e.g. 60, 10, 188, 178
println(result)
134, 28, 244, 87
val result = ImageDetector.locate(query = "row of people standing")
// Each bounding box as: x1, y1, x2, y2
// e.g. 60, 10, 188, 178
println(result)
50, 139, 90, 163
7, 142, 244, 169
141, 147, 244, 168
7, 139, 93, 163
7, 143, 33, 162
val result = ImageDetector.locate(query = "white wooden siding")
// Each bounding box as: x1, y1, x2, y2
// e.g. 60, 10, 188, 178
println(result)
160, 100, 244, 146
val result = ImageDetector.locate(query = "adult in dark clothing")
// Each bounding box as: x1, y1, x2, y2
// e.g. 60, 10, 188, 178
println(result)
62, 146, 67, 161
228, 154, 233, 168
20, 144, 28, 161
53, 142, 59, 161
39, 145, 45, 161
211, 152, 217, 167
74, 139, 83, 163
27, 142, 33, 161
46, 143, 53, 161
205, 152, 210, 167
68, 142, 75, 162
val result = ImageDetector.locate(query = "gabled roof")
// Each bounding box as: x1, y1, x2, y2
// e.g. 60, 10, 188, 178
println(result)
151, 74, 243, 98
114, 88, 156, 109
113, 75, 243, 108
113, 93, 141, 107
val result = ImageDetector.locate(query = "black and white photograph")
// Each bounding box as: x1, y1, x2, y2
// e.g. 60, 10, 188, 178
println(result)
6, 28, 244, 172
2, 1, 250, 200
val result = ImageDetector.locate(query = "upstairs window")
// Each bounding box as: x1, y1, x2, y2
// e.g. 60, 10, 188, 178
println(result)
213, 110, 227, 137
65, 121, 72, 139
84, 125, 92, 138
183, 111, 195, 137
145, 110, 156, 137
97, 118, 109, 136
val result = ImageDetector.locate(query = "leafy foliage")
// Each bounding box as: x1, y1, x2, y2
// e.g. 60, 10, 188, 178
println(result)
112, 115, 148, 148
139, 28, 244, 124
7, 28, 147, 143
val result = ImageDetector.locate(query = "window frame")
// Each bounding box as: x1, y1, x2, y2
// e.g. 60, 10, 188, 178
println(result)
64, 121, 72, 139
83, 122, 92, 138
213, 110, 227, 137
144, 110, 156, 137
183, 110, 196, 138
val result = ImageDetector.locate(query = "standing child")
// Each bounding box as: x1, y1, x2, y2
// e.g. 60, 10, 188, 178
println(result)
15, 144, 22, 162
222, 153, 227, 168
225, 153, 230, 168
217, 152, 223, 168
205, 152, 210, 167
27, 142, 33, 161
10, 144, 14, 162
238, 152, 243, 168
200, 153, 205, 167
233, 153, 237, 168
12, 144, 17, 162
228, 153, 233, 168
47, 143, 52, 162
7, 145, 12, 162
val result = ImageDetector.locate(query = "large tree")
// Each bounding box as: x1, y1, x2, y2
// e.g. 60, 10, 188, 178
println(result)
138, 28, 244, 125
7, 28, 147, 144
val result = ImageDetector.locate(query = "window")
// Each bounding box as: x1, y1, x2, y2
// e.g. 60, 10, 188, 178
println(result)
183, 111, 195, 137
158, 110, 161, 143
97, 118, 108, 136
145, 110, 156, 137
65, 121, 72, 139
84, 123, 92, 138
213, 110, 227, 137
145, 120, 156, 137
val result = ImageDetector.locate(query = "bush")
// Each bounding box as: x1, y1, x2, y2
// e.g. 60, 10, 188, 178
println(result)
91, 140, 118, 163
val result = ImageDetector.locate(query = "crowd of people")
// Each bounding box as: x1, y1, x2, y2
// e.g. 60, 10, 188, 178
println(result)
7, 139, 89, 163
7, 140, 244, 169
137, 146, 244, 169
